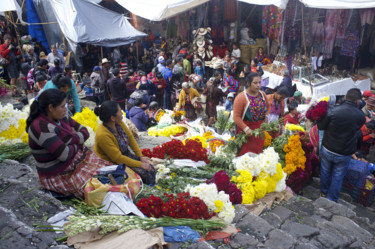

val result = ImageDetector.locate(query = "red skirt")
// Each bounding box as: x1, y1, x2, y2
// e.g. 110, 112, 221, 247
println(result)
238, 120, 264, 156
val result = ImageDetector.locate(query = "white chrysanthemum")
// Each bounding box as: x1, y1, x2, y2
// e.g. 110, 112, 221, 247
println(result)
84, 126, 95, 150
158, 114, 173, 125
275, 172, 287, 192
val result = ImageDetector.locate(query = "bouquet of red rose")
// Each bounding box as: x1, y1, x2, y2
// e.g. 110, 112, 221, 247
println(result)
136, 193, 213, 219
206, 171, 242, 204
306, 101, 328, 122
141, 139, 210, 163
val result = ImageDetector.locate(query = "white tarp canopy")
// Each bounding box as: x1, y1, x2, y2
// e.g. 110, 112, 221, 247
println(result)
238, 0, 289, 9
115, 0, 209, 21
0, 0, 25, 23
50, 0, 146, 53
299, 0, 375, 9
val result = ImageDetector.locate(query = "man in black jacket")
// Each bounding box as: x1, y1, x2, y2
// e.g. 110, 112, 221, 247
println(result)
318, 88, 366, 202
107, 68, 127, 111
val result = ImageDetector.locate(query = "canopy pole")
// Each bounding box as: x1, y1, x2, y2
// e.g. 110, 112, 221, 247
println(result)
301, 4, 312, 95
136, 42, 139, 65
101, 47, 103, 60
7, 11, 24, 58
15, 0, 26, 24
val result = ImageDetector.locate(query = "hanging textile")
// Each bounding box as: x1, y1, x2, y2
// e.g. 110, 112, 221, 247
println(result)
262, 6, 283, 42
302, 6, 312, 47
224, 0, 237, 22
340, 10, 360, 58
283, 0, 301, 54
360, 9, 375, 26
323, 10, 339, 59
334, 9, 349, 47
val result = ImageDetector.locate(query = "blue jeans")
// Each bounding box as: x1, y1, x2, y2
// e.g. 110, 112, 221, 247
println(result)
320, 146, 351, 202
163, 90, 171, 110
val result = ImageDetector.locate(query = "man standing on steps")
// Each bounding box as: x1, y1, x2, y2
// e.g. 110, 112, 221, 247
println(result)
318, 88, 366, 202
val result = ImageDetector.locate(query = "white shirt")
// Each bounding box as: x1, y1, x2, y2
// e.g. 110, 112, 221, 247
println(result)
231, 49, 241, 63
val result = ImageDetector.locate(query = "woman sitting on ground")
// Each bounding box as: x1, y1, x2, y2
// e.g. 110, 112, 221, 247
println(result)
27, 89, 111, 197
94, 101, 156, 185
43, 74, 81, 114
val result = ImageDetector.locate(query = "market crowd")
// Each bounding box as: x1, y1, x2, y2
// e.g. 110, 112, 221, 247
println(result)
1, 27, 375, 204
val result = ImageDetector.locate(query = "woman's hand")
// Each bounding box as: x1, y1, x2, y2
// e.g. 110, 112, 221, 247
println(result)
141, 162, 151, 172
245, 128, 253, 137
140, 156, 149, 163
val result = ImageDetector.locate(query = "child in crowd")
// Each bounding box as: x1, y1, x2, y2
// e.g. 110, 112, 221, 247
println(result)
129, 98, 149, 132
360, 120, 375, 155
284, 101, 304, 126
194, 60, 204, 79
34, 75, 47, 92
225, 92, 234, 111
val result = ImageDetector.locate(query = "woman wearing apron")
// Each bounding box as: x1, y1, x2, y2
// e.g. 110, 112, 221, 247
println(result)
266, 86, 289, 123
233, 73, 271, 155
177, 82, 200, 120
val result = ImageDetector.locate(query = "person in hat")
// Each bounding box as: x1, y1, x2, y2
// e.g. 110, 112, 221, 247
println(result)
288, 91, 305, 105
233, 73, 270, 155
47, 44, 65, 69
107, 68, 128, 111
231, 43, 241, 64
137, 75, 157, 103
225, 92, 235, 112
177, 82, 200, 120
360, 90, 374, 109
157, 56, 166, 75
204, 78, 227, 127
90, 65, 105, 106
362, 96, 375, 120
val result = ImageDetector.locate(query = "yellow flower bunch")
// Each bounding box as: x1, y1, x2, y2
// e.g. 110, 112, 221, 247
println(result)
263, 131, 272, 148
183, 135, 207, 148
0, 119, 28, 143
285, 124, 305, 132
172, 110, 186, 118
214, 200, 224, 213
209, 139, 225, 153
232, 170, 255, 204
155, 110, 165, 122
283, 135, 306, 175
72, 107, 98, 132
148, 125, 187, 137
203, 131, 215, 140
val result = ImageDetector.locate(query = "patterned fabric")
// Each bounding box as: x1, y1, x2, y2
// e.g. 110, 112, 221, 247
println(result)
340, 11, 360, 58
39, 147, 112, 198
105, 124, 129, 155
124, 152, 156, 186
224, 76, 239, 93
244, 93, 267, 122
183, 93, 197, 120
28, 114, 89, 177
262, 6, 283, 42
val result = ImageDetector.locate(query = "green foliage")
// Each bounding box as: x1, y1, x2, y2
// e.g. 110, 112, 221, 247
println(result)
0, 143, 30, 162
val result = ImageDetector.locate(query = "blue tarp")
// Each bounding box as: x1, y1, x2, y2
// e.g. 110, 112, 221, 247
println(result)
26, 0, 50, 53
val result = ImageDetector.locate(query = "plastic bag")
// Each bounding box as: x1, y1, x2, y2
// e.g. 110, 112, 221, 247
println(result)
101, 192, 145, 217
163, 226, 201, 243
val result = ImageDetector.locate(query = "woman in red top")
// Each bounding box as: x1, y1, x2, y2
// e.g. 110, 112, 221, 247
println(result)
233, 72, 270, 155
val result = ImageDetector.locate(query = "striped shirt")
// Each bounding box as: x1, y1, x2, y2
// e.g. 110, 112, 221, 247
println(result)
28, 114, 89, 177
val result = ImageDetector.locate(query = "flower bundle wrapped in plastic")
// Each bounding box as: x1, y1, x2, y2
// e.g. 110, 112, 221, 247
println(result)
136, 193, 213, 219
209, 139, 225, 154
232, 162, 286, 204
285, 124, 305, 133
203, 131, 215, 140
183, 135, 208, 148
283, 134, 306, 175
306, 100, 328, 122
186, 183, 235, 223
141, 139, 209, 163
148, 125, 187, 137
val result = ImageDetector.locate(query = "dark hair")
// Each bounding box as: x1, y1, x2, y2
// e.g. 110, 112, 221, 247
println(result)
156, 72, 163, 79
112, 68, 120, 76
245, 72, 260, 87
54, 58, 61, 69
94, 101, 119, 123
36, 75, 46, 83
365, 120, 375, 130
166, 59, 173, 67
65, 65, 72, 73
225, 68, 233, 76
133, 98, 143, 107
213, 70, 222, 77
196, 60, 202, 66
4, 34, 12, 40
276, 86, 289, 96
252, 58, 259, 64
52, 74, 72, 89
346, 88, 362, 102
176, 57, 183, 63
26, 89, 66, 131
38, 59, 48, 67
288, 101, 298, 112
